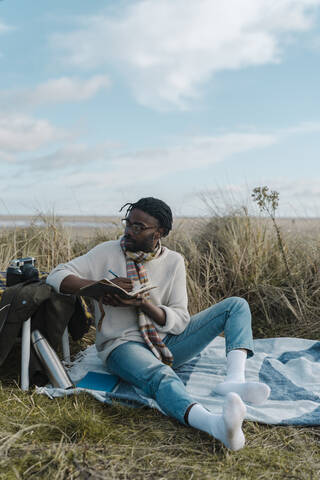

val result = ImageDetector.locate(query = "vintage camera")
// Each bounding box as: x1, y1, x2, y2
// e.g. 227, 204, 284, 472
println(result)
6, 257, 39, 287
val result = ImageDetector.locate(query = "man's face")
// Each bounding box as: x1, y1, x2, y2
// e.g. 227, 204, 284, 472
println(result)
123, 208, 163, 252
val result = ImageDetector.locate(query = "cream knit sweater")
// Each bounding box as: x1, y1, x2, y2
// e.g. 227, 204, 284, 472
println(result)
46, 239, 190, 363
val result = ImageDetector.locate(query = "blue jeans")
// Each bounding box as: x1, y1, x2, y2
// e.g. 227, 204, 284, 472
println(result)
106, 297, 254, 425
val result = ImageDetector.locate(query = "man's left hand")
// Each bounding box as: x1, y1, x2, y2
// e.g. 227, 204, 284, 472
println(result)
103, 293, 144, 307
103, 293, 166, 327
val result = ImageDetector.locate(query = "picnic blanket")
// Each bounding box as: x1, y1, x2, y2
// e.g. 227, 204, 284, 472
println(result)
37, 336, 320, 425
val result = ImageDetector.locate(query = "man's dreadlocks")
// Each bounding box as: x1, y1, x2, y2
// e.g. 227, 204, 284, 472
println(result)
120, 197, 173, 237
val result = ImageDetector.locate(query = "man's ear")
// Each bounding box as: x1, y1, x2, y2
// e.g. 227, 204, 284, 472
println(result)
154, 227, 165, 240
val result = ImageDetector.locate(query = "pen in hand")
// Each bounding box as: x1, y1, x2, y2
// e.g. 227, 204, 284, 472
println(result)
108, 269, 119, 278
107, 269, 134, 293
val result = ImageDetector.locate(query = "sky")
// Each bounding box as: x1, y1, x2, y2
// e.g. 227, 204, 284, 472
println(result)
1, 0, 320, 217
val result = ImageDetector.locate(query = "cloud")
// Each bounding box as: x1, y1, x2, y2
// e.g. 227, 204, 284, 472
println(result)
0, 75, 111, 110
0, 19, 13, 34
201, 177, 320, 217
0, 77, 111, 161
2, 118, 319, 175
18, 132, 273, 215
0, 114, 65, 155
43, 131, 276, 188
271, 179, 320, 200
2, 123, 320, 216
30, 142, 119, 170
281, 122, 320, 136
51, 0, 320, 110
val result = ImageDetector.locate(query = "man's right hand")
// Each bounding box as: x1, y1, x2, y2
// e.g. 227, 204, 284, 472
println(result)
108, 277, 133, 292
60, 274, 134, 307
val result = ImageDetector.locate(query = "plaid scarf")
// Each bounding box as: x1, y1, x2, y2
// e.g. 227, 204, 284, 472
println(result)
120, 237, 173, 367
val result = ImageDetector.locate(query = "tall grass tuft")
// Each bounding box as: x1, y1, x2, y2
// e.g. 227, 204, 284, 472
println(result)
167, 209, 320, 339
0, 214, 122, 272
0, 214, 73, 272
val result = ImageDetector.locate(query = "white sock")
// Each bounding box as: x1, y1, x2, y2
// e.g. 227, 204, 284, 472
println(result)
187, 393, 246, 451
213, 350, 270, 405
225, 350, 247, 383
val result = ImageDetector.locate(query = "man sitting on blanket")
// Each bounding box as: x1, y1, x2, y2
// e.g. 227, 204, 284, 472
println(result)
46, 197, 270, 451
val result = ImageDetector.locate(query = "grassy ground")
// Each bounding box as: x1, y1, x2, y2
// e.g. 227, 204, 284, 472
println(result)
0, 387, 319, 480
1, 210, 320, 479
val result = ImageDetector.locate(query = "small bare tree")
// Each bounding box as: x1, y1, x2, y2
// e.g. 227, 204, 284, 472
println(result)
251, 186, 292, 281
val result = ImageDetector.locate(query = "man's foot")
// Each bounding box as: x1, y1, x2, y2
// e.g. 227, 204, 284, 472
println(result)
213, 381, 270, 405
209, 392, 246, 451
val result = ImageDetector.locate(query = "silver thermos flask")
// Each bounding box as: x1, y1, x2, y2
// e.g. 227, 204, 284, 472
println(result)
31, 329, 74, 389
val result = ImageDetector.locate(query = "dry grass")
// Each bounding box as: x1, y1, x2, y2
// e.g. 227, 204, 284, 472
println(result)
170, 213, 320, 339
1, 210, 320, 479
0, 387, 319, 480
0, 214, 122, 273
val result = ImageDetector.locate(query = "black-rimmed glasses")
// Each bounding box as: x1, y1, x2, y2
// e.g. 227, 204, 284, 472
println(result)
121, 218, 158, 235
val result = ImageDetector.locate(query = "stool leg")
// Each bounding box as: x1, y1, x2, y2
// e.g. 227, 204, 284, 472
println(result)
21, 317, 31, 391
62, 327, 71, 363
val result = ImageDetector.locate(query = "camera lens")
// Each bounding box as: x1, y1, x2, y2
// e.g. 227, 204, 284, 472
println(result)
21, 263, 39, 282
6, 266, 23, 287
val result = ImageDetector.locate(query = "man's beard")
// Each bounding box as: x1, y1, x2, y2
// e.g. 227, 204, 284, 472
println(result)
124, 234, 156, 253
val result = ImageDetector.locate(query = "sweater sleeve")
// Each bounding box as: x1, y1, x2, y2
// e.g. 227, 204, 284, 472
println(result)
46, 248, 96, 293
155, 254, 190, 335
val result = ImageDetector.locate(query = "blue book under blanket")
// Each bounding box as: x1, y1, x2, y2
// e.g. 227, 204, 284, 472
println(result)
76, 372, 119, 392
